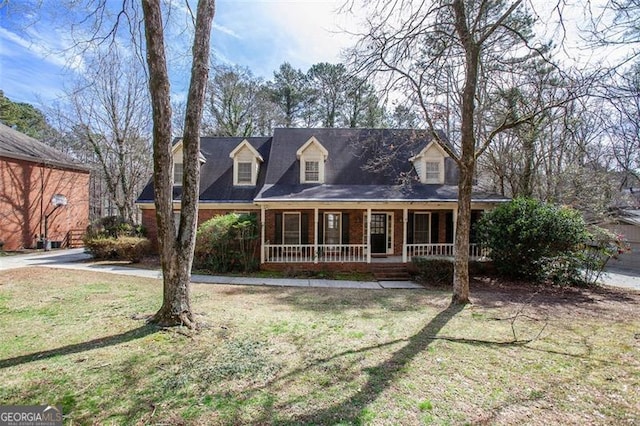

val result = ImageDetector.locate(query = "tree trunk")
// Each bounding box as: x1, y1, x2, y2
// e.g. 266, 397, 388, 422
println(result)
451, 0, 479, 305
142, 0, 216, 328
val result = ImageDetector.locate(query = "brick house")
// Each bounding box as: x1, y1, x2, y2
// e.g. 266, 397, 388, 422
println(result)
137, 128, 507, 271
0, 123, 90, 251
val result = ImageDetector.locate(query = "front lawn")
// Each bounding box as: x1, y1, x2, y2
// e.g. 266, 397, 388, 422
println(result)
0, 268, 638, 425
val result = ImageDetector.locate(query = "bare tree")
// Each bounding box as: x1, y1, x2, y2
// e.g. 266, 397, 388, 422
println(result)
142, 0, 215, 328
349, 0, 579, 304
55, 47, 152, 223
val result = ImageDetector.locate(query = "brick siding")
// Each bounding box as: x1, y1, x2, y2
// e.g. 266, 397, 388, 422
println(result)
0, 157, 90, 251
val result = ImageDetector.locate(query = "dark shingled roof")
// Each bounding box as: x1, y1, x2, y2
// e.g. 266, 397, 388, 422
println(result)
256, 128, 493, 202
137, 128, 508, 204
137, 136, 271, 203
0, 122, 88, 171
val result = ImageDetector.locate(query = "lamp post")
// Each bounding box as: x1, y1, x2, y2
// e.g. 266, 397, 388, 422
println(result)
44, 194, 67, 251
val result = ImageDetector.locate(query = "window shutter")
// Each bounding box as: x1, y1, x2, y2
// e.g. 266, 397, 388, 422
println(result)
407, 212, 414, 244
274, 213, 282, 244
341, 213, 349, 244
318, 213, 324, 244
445, 212, 454, 243
431, 213, 440, 243
301, 213, 309, 244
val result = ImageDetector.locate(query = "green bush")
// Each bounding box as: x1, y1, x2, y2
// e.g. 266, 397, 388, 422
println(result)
477, 198, 590, 284
84, 236, 151, 263
194, 213, 259, 273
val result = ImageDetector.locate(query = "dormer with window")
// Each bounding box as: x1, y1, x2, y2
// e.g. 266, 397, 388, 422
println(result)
230, 139, 263, 186
172, 139, 207, 187
410, 140, 449, 184
296, 136, 328, 184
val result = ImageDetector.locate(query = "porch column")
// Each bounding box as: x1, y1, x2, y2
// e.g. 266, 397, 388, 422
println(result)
314, 207, 319, 264
366, 208, 371, 264
260, 205, 266, 264
402, 208, 408, 263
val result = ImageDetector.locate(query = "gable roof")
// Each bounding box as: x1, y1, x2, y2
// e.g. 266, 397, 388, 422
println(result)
136, 128, 507, 204
229, 139, 264, 162
256, 128, 471, 202
137, 136, 271, 203
0, 122, 88, 172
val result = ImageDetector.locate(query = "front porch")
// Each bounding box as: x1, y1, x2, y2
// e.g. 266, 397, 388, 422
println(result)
259, 205, 488, 265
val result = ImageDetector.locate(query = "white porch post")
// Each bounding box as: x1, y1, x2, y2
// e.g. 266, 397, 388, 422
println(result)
260, 205, 266, 264
314, 207, 319, 264
402, 208, 408, 263
366, 208, 371, 264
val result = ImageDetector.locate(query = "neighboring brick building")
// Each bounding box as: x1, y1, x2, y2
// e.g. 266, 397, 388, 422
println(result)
0, 123, 90, 251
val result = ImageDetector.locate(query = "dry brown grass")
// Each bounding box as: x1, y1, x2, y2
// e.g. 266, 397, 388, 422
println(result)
0, 267, 639, 425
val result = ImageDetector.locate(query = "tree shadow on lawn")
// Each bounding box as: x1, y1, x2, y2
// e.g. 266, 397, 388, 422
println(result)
0, 324, 159, 370
252, 303, 466, 425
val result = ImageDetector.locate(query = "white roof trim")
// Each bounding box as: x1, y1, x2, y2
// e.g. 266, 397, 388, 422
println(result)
296, 136, 329, 160
229, 139, 264, 162
409, 140, 449, 162
172, 139, 207, 163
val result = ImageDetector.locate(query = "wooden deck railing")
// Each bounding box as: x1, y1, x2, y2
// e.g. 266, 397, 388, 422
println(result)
263, 243, 489, 263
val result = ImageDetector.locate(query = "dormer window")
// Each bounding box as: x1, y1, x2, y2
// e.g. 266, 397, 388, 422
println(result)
173, 162, 183, 186
230, 139, 263, 186
171, 139, 206, 187
425, 161, 440, 183
410, 140, 449, 184
297, 136, 328, 184
304, 160, 320, 182
237, 162, 253, 184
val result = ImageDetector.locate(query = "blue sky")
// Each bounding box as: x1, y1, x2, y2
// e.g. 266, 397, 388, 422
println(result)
0, 1, 355, 107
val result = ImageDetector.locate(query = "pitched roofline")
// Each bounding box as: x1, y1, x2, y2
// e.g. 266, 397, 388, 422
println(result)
229, 139, 264, 162
0, 152, 91, 173
296, 136, 328, 160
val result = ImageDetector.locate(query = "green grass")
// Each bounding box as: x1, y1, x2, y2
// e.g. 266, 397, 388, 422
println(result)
0, 267, 639, 425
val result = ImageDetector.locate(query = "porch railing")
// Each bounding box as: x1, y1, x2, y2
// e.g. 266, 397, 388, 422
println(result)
264, 243, 490, 263
264, 244, 367, 263
406, 243, 490, 261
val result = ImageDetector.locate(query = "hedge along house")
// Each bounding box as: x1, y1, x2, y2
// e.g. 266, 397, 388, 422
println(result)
0, 123, 90, 251
137, 128, 507, 272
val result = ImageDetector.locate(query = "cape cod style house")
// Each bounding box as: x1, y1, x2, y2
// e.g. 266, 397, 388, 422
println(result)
137, 128, 507, 271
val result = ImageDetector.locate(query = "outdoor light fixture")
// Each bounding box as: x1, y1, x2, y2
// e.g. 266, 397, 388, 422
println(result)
44, 194, 68, 251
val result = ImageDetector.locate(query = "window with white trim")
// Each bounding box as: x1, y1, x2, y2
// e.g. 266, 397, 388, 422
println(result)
283, 213, 301, 245
413, 213, 430, 244
173, 163, 183, 186
324, 212, 341, 245
237, 162, 253, 184
305, 160, 320, 182
425, 161, 440, 183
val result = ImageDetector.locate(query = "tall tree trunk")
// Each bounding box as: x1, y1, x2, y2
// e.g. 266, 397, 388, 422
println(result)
142, 0, 216, 328
451, 0, 479, 305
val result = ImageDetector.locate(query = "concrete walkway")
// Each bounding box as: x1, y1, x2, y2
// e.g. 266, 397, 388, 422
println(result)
1, 248, 638, 291
0, 248, 423, 290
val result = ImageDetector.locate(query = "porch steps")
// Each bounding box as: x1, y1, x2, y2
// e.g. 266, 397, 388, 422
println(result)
371, 264, 412, 281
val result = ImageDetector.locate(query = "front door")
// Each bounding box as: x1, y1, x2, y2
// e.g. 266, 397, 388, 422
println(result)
370, 213, 387, 254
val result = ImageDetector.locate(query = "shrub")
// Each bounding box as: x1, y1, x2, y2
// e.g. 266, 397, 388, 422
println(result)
194, 213, 259, 273
84, 236, 151, 263
85, 216, 146, 239
477, 198, 590, 284
412, 257, 454, 285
